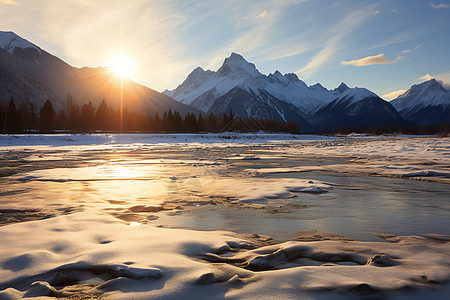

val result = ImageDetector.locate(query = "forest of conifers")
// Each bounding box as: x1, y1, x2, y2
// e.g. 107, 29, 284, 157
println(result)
0, 98, 300, 134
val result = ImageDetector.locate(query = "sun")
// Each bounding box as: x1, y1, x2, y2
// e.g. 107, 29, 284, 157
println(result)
104, 54, 135, 78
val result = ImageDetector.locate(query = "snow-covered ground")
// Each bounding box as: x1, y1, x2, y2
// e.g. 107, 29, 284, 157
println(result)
0, 210, 449, 299
0, 134, 449, 299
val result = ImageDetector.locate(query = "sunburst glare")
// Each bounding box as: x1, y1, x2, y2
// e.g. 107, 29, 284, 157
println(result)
103, 54, 135, 78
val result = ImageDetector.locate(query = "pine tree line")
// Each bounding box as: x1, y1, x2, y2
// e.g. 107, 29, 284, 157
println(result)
0, 98, 300, 134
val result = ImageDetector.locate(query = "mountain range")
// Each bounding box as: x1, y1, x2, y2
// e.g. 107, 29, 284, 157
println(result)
1, 31, 448, 132
165, 52, 449, 131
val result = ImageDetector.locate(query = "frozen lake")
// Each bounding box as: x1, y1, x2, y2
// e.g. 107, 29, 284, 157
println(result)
158, 173, 450, 241
1, 134, 449, 242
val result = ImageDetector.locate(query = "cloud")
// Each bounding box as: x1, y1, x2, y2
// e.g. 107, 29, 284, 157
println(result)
297, 41, 338, 78
0, 0, 18, 5
419, 74, 435, 81
382, 90, 407, 100
430, 2, 450, 9
265, 42, 314, 61
373, 10, 380, 15
401, 44, 422, 53
224, 0, 310, 56
296, 6, 376, 79
341, 53, 404, 66
258, 10, 268, 19
435, 72, 450, 89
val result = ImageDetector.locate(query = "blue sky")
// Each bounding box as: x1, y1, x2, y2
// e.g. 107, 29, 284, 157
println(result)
1, 0, 449, 99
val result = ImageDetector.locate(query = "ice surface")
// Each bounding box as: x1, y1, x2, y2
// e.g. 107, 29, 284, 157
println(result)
0, 133, 334, 150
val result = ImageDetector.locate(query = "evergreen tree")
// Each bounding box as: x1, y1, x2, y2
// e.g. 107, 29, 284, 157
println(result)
26, 102, 38, 132
173, 110, 183, 132
5, 98, 24, 133
95, 99, 109, 131
39, 99, 56, 132
55, 110, 68, 130
152, 112, 161, 132
67, 96, 81, 132
183, 113, 192, 132
0, 103, 5, 133
80, 101, 95, 131
197, 113, 205, 132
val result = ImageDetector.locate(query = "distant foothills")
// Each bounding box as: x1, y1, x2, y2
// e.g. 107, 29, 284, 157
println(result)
1, 31, 449, 134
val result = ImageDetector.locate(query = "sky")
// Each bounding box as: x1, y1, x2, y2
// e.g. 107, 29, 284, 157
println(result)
1, 0, 450, 99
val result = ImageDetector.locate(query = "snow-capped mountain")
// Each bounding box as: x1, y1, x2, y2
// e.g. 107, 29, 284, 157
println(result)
390, 79, 450, 125
311, 82, 405, 130
313, 93, 405, 131
165, 53, 407, 131
165, 53, 336, 116
0, 31, 196, 115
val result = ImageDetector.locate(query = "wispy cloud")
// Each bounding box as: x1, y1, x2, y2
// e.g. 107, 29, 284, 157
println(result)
202, 0, 311, 70
225, 1, 310, 54
341, 53, 404, 67
373, 10, 380, 15
367, 27, 432, 51
265, 43, 314, 61
401, 44, 422, 53
382, 89, 407, 100
0, 0, 18, 5
296, 6, 376, 78
430, 2, 450, 9
296, 40, 339, 78
258, 10, 268, 19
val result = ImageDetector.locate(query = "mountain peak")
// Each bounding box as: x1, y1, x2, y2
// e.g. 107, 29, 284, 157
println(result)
229, 52, 244, 59
402, 79, 447, 97
309, 83, 327, 92
285, 73, 300, 82
419, 78, 446, 91
335, 82, 350, 93
0, 31, 40, 54
390, 79, 450, 123
217, 52, 259, 77
193, 66, 204, 71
